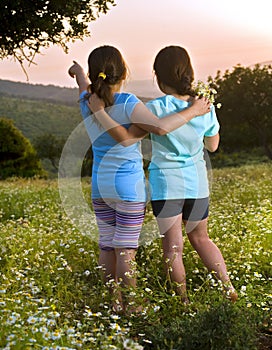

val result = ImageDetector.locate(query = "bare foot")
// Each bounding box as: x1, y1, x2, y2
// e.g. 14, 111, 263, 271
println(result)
181, 296, 190, 305
124, 303, 143, 315
223, 283, 238, 303
111, 300, 124, 314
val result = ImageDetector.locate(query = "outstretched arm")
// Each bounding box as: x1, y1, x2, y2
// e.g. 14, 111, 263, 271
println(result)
68, 61, 89, 94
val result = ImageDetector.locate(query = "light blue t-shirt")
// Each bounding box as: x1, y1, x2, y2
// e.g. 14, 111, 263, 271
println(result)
79, 91, 146, 202
146, 95, 220, 200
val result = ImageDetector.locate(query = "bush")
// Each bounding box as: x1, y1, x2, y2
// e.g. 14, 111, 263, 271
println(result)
208, 148, 270, 169
0, 117, 45, 179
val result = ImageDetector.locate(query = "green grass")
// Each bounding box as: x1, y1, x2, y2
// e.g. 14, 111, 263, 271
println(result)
0, 164, 271, 349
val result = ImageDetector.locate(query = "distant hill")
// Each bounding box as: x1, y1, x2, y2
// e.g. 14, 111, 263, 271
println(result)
0, 79, 153, 104
0, 79, 79, 106
0, 79, 152, 142
0, 79, 84, 141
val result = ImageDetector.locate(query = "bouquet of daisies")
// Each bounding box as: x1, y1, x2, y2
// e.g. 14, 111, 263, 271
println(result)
193, 81, 221, 109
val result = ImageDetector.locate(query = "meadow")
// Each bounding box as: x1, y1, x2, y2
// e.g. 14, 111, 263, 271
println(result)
0, 164, 271, 349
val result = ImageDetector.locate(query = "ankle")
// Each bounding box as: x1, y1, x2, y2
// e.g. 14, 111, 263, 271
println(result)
222, 282, 238, 303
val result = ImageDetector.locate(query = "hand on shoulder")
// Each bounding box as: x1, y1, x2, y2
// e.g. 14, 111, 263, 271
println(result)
88, 93, 105, 113
190, 96, 211, 116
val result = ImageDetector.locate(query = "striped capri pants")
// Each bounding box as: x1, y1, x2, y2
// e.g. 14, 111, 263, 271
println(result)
92, 199, 146, 250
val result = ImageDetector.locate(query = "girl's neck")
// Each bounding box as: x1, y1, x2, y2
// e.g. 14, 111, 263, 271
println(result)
171, 92, 191, 102
111, 81, 123, 94
160, 83, 191, 102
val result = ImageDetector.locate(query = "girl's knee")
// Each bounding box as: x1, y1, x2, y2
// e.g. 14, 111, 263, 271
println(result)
163, 242, 183, 255
100, 245, 114, 251
115, 247, 137, 260
188, 234, 211, 247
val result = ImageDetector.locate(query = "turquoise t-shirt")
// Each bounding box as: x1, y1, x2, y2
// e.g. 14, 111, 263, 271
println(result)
79, 91, 146, 202
146, 95, 220, 200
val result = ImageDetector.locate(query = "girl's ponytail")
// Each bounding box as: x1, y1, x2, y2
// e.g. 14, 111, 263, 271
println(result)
87, 46, 127, 107
89, 72, 114, 107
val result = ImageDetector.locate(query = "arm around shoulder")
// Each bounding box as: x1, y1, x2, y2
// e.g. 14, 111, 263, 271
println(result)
88, 95, 147, 146
131, 98, 211, 135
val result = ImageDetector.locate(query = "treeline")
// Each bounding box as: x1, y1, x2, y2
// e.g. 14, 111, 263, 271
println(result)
209, 63, 272, 166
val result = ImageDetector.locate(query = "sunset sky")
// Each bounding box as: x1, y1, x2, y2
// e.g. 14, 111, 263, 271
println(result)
0, 0, 271, 95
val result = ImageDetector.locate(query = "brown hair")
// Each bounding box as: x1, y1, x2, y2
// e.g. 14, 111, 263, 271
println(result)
87, 45, 127, 107
153, 46, 195, 96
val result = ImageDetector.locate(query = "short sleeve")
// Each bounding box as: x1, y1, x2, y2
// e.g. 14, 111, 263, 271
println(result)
204, 106, 220, 137
124, 94, 141, 118
146, 100, 156, 114
79, 90, 88, 100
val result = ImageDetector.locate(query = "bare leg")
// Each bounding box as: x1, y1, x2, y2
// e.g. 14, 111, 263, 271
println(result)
98, 249, 123, 310
185, 219, 238, 302
115, 248, 137, 287
98, 249, 116, 282
115, 248, 140, 312
156, 214, 188, 303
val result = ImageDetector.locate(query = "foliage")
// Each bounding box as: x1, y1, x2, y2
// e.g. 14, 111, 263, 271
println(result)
34, 133, 66, 171
0, 0, 115, 67
0, 96, 81, 142
210, 64, 272, 159
81, 146, 93, 177
0, 117, 45, 179
138, 303, 258, 350
0, 164, 271, 348
209, 148, 270, 169
0, 94, 94, 177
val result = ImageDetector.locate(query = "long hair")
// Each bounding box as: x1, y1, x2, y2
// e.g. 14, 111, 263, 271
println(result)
87, 45, 127, 107
153, 46, 195, 96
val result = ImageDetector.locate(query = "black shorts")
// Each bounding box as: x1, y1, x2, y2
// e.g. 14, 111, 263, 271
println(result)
151, 198, 209, 221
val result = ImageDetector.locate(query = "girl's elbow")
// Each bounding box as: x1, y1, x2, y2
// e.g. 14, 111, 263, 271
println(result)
120, 137, 139, 147
120, 140, 133, 147
209, 146, 218, 153
205, 135, 220, 152
206, 143, 219, 152
152, 127, 168, 136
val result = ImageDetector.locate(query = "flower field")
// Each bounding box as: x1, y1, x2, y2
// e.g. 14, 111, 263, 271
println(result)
0, 164, 271, 349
